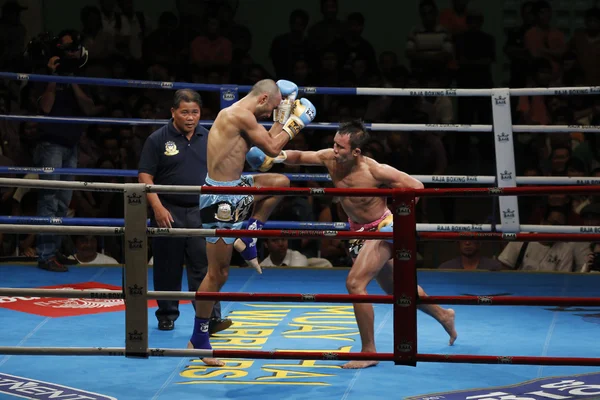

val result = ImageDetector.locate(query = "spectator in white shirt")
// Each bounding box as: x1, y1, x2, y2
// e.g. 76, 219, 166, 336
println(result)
260, 238, 309, 267
498, 206, 588, 272
68, 235, 119, 265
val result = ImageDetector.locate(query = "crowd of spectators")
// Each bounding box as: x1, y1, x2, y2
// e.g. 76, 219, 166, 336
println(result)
0, 0, 599, 273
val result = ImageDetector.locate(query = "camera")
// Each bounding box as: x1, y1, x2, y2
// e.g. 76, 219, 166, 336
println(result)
24, 30, 88, 75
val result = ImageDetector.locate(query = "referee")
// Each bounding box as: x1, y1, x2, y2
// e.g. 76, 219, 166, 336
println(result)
138, 89, 231, 333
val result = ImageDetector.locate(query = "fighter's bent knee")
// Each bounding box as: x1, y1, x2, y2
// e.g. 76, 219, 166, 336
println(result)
346, 276, 367, 294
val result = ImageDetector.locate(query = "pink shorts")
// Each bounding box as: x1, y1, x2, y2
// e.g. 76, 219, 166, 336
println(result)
348, 209, 392, 232
347, 209, 392, 260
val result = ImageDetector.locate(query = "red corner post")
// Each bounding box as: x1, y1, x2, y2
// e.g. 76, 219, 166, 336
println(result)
392, 189, 418, 366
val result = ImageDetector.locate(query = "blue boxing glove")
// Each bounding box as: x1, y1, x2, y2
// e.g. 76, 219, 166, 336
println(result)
377, 215, 393, 243
273, 80, 298, 124
246, 146, 287, 172
283, 98, 316, 140
276, 79, 298, 101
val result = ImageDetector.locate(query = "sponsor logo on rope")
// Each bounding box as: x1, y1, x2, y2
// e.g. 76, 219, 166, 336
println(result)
580, 227, 600, 233
437, 224, 484, 232
406, 372, 600, 400
555, 88, 596, 95
488, 187, 504, 194
409, 90, 449, 96
568, 124, 600, 130
0, 373, 116, 400
576, 179, 600, 185
309, 188, 325, 195
478, 296, 493, 304
17, 74, 29, 80
148, 227, 170, 235
150, 349, 166, 357
321, 352, 338, 360
502, 233, 517, 240
0, 282, 183, 317
302, 87, 317, 94
160, 81, 173, 88
432, 176, 479, 183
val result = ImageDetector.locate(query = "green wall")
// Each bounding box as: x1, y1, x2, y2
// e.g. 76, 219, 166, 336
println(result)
43, 0, 508, 85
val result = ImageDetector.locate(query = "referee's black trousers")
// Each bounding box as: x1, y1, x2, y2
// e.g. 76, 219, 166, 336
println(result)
151, 202, 221, 322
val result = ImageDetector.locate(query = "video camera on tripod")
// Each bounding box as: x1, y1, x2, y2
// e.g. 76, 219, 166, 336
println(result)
24, 30, 89, 75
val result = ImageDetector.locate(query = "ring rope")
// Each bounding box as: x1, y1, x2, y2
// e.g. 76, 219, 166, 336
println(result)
1, 287, 599, 308
3, 114, 600, 133
0, 216, 597, 234
2, 71, 599, 97
0, 225, 598, 242
0, 345, 598, 366
1, 177, 600, 196
3, 166, 600, 186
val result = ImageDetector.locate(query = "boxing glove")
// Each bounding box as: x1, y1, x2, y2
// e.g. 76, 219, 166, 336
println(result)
246, 146, 287, 172
273, 80, 298, 124
283, 98, 316, 140
276, 79, 298, 101
377, 215, 393, 243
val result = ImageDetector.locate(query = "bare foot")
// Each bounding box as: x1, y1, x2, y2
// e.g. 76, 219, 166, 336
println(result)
341, 360, 379, 369
187, 341, 225, 366
442, 308, 457, 345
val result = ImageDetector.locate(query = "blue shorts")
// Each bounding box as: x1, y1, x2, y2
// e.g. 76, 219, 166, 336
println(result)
199, 175, 255, 244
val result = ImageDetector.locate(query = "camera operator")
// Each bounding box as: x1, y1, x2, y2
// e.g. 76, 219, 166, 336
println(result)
35, 30, 105, 272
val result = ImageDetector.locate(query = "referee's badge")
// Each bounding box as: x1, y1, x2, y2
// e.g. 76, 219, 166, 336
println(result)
164, 141, 179, 156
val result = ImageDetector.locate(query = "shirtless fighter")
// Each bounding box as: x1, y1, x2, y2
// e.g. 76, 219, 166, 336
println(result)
246, 120, 456, 369
189, 79, 316, 366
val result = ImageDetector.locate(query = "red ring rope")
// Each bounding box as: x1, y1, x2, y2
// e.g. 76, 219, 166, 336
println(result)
156, 185, 600, 197
205, 350, 600, 366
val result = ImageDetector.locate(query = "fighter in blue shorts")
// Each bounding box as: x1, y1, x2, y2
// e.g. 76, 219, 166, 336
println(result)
190, 79, 316, 366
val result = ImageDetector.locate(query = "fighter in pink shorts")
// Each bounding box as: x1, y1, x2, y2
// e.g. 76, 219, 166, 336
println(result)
244, 120, 457, 369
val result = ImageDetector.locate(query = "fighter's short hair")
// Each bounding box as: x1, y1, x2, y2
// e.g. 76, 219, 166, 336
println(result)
337, 120, 370, 150
249, 79, 278, 97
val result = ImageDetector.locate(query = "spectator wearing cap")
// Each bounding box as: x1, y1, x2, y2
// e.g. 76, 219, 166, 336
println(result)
0, 1, 27, 68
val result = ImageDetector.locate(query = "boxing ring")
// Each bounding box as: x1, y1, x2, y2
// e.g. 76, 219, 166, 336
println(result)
1, 72, 600, 399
